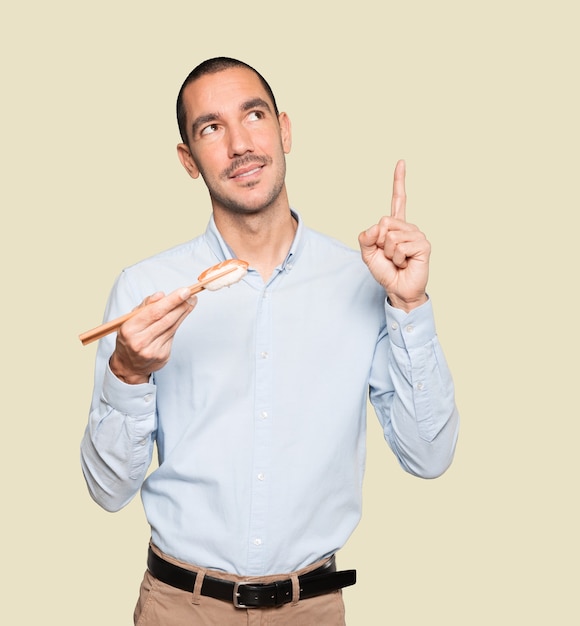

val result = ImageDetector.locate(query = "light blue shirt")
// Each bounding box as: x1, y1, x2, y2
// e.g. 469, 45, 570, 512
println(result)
81, 212, 459, 576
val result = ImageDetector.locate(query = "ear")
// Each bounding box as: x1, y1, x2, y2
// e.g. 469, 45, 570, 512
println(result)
278, 112, 292, 154
177, 143, 200, 179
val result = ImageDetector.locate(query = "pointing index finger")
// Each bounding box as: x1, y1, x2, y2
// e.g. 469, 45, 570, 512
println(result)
390, 159, 407, 221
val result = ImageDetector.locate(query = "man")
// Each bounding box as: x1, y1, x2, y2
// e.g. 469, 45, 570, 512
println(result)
81, 57, 459, 625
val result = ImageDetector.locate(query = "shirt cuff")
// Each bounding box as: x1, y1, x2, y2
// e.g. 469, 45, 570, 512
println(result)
385, 296, 437, 349
102, 362, 156, 416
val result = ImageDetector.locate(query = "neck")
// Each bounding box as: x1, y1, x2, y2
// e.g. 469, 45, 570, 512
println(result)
213, 197, 297, 282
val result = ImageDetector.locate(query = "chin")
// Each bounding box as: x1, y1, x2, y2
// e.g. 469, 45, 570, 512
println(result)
213, 188, 284, 216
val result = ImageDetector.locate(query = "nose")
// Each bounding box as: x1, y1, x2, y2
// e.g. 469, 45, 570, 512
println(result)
227, 123, 254, 157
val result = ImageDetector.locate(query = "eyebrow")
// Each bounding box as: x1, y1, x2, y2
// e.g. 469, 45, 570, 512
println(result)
240, 97, 272, 113
190, 97, 273, 138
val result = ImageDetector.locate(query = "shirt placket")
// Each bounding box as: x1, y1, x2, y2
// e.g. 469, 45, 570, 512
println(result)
247, 284, 274, 574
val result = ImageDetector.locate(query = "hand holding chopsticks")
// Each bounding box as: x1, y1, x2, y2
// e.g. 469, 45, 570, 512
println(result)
79, 259, 249, 345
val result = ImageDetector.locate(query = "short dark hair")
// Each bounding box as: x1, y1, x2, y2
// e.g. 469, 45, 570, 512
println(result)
176, 57, 280, 145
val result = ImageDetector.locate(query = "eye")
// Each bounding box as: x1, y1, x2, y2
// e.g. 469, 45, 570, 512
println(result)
200, 123, 219, 136
247, 110, 265, 121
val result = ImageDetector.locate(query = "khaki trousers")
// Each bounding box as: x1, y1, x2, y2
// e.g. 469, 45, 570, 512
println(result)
134, 545, 347, 626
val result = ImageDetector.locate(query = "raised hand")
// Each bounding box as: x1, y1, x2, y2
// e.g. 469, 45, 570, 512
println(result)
109, 288, 197, 384
358, 160, 430, 312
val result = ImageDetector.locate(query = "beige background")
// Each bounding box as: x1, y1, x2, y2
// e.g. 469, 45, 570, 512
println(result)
1, 1, 578, 624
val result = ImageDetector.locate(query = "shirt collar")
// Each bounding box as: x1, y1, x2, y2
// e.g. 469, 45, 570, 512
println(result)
204, 209, 305, 274
204, 215, 236, 263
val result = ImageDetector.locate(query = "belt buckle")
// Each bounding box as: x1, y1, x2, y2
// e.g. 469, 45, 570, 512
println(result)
233, 582, 256, 609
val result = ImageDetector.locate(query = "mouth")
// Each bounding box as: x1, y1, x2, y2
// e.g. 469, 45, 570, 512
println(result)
224, 156, 271, 181
229, 164, 264, 179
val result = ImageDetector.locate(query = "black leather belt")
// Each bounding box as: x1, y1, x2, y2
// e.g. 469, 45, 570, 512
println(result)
147, 547, 356, 608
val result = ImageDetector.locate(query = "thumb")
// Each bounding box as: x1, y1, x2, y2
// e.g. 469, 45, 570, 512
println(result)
358, 224, 379, 254
142, 291, 165, 307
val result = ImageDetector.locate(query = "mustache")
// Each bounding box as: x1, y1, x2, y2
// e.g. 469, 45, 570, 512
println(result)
222, 154, 272, 178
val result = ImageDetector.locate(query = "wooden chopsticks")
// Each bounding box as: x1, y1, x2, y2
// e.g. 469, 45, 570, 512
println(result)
79, 264, 239, 346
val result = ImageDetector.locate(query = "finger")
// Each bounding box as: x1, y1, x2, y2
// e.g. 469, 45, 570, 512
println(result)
127, 288, 193, 332
148, 289, 196, 328
358, 224, 380, 252
391, 237, 431, 268
146, 287, 192, 317
157, 300, 196, 342
143, 305, 194, 355
122, 295, 196, 350
141, 291, 165, 307
390, 159, 407, 221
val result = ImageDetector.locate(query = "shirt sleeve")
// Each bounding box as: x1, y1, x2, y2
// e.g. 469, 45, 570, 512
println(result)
80, 271, 157, 512
369, 297, 460, 478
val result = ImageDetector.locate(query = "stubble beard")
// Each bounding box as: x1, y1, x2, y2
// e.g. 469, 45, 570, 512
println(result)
202, 154, 287, 216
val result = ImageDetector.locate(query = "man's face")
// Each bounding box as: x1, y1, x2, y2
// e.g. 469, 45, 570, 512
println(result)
177, 67, 292, 216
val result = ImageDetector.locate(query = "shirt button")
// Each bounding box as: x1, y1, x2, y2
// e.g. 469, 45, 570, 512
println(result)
286, 263, 294, 271
253, 538, 262, 546
144, 394, 153, 402
260, 351, 269, 359
257, 473, 265, 481
391, 322, 399, 331
416, 382, 424, 391
260, 411, 268, 420
405, 325, 414, 333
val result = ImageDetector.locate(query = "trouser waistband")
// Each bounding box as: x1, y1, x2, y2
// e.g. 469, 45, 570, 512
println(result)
147, 547, 356, 608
